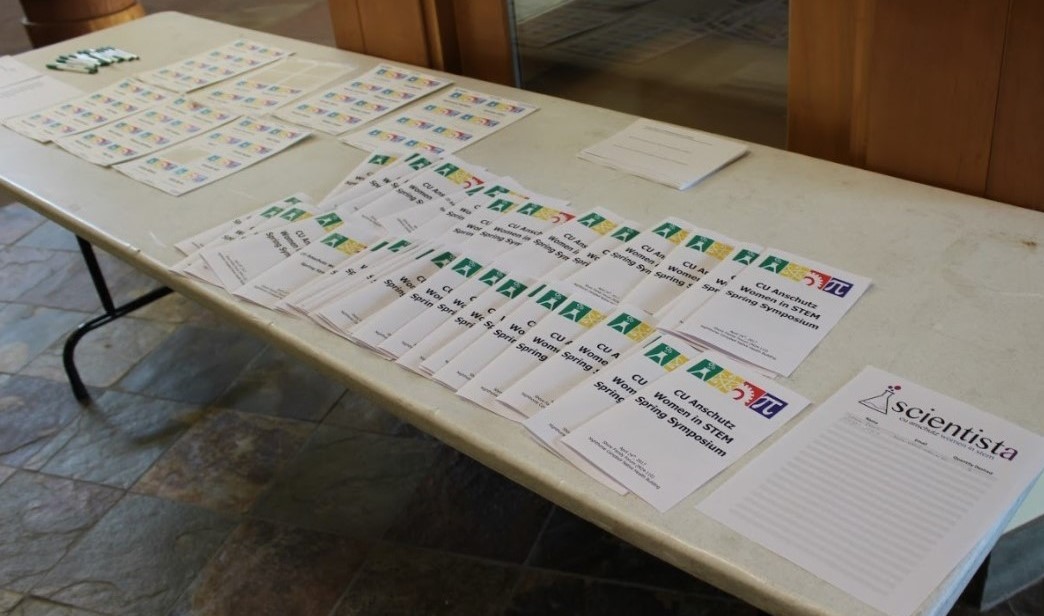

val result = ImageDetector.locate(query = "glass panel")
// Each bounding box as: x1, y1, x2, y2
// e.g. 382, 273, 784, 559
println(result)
508, 0, 788, 147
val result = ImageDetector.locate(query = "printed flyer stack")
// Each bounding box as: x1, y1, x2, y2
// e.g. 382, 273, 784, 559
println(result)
169, 148, 872, 513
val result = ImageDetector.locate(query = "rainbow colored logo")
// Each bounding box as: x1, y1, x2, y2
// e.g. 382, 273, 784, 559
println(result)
404, 140, 443, 154
350, 81, 382, 92
376, 67, 408, 80
449, 91, 486, 105
432, 126, 471, 141
396, 117, 434, 130
407, 76, 441, 87
423, 105, 460, 117
296, 103, 327, 115
238, 142, 271, 155
757, 255, 854, 298
459, 114, 498, 127
686, 358, 789, 418
485, 101, 526, 113
380, 88, 412, 100
367, 130, 405, 143
324, 92, 357, 104
146, 158, 178, 171
85, 134, 111, 146
206, 155, 241, 169
352, 100, 387, 112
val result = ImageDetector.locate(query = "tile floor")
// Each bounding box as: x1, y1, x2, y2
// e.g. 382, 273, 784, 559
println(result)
0, 1, 1042, 614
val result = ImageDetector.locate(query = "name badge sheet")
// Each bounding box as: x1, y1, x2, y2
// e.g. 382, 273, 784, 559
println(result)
276, 64, 450, 135
343, 86, 538, 155
136, 39, 293, 93
197, 58, 356, 115
4, 78, 170, 142
698, 367, 1044, 616
114, 116, 310, 196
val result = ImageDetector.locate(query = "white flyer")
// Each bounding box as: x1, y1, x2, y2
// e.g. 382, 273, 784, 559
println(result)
114, 116, 311, 196
406, 272, 536, 374
567, 218, 690, 304
679, 248, 871, 376
458, 288, 615, 418
172, 193, 311, 255
136, 39, 294, 93
311, 247, 456, 337
621, 228, 738, 314
197, 58, 355, 114
4, 78, 170, 142
377, 179, 524, 237
321, 152, 441, 214
562, 351, 809, 511
432, 281, 571, 391
656, 242, 762, 331
55, 97, 237, 166
276, 63, 450, 135
319, 149, 406, 204
699, 367, 1044, 616
343, 86, 538, 155
354, 156, 488, 225
283, 237, 414, 315
200, 210, 345, 290
232, 220, 384, 307
498, 305, 658, 417
524, 333, 702, 492
545, 221, 641, 280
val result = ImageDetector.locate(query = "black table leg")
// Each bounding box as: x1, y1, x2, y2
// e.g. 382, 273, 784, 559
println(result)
62, 236, 173, 402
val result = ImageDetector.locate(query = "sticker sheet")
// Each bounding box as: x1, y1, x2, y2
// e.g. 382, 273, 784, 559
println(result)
114, 116, 311, 196
4, 78, 170, 142
136, 39, 293, 93
342, 86, 538, 155
276, 63, 450, 135
197, 58, 356, 115
55, 96, 237, 166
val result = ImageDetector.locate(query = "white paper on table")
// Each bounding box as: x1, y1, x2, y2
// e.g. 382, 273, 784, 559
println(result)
698, 366, 1044, 616
377, 178, 523, 237
656, 242, 762, 331
197, 58, 355, 114
567, 218, 690, 304
407, 273, 536, 375
4, 78, 170, 142
679, 248, 871, 377
172, 193, 311, 255
579, 118, 747, 189
137, 39, 294, 93
499, 305, 658, 417
282, 237, 413, 314
114, 116, 311, 196
343, 86, 538, 155
320, 149, 407, 203
432, 281, 571, 391
233, 219, 385, 307
524, 332, 702, 493
321, 152, 441, 214
310, 246, 451, 336
458, 288, 616, 418
0, 57, 81, 120
354, 156, 488, 225
562, 350, 809, 511
621, 227, 738, 314
200, 210, 343, 289
55, 97, 238, 166
276, 63, 450, 135
544, 221, 641, 280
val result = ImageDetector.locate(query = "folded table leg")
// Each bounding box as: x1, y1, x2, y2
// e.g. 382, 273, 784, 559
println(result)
62, 235, 173, 402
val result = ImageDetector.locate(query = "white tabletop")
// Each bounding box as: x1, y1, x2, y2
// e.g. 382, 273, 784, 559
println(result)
2, 13, 1042, 616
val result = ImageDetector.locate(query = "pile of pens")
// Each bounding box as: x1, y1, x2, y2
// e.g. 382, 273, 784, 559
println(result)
47, 47, 139, 74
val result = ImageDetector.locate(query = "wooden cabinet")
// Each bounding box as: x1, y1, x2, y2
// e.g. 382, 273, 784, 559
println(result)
789, 0, 1044, 212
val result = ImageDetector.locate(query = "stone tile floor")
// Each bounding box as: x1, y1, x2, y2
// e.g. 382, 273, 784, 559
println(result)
3, 203, 1043, 616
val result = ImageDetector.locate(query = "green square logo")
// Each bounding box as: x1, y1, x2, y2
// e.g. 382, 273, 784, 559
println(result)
610, 226, 640, 242
733, 249, 759, 264
535, 289, 568, 311
451, 257, 483, 278
478, 268, 507, 286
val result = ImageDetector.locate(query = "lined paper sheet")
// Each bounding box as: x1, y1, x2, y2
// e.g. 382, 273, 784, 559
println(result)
699, 367, 1044, 616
